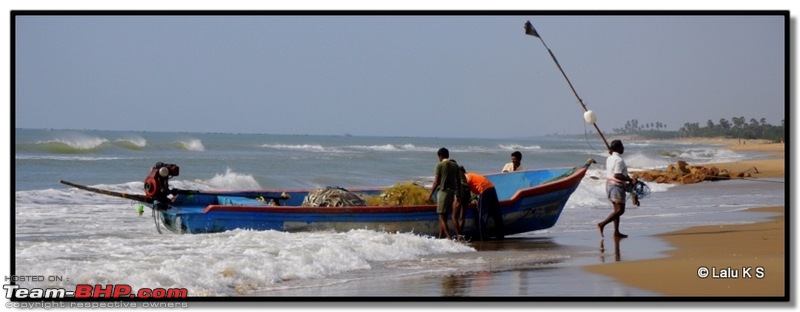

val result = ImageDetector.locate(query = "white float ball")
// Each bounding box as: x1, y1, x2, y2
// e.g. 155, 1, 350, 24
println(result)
583, 110, 597, 124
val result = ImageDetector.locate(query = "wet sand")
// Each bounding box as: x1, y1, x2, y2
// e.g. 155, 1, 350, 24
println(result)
585, 138, 786, 297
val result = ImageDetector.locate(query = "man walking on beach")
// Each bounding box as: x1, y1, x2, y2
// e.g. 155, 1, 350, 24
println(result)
598, 140, 636, 238
429, 147, 461, 239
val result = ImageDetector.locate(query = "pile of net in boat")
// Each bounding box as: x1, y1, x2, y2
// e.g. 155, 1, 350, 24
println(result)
301, 182, 430, 207
362, 181, 430, 206
301, 186, 367, 207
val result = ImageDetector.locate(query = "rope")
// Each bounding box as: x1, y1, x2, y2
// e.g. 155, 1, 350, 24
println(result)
152, 206, 162, 234
583, 121, 604, 154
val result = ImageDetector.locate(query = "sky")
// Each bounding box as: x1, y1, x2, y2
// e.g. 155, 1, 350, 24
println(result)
12, 11, 786, 138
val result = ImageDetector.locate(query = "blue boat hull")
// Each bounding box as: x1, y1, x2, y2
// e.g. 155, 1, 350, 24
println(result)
155, 165, 589, 236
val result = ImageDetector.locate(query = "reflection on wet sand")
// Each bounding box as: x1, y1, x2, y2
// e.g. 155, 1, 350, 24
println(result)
441, 274, 468, 296
599, 235, 624, 262
441, 268, 546, 296
438, 237, 575, 296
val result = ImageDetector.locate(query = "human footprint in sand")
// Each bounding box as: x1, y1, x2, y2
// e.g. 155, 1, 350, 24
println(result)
598, 140, 636, 238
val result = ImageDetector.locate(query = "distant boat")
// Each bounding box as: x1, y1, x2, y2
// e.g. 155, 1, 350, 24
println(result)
60, 159, 594, 238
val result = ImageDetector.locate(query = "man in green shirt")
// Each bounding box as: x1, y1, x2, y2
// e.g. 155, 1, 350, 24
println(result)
428, 147, 461, 239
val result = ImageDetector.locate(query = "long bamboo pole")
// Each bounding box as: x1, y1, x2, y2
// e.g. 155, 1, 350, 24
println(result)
525, 20, 611, 151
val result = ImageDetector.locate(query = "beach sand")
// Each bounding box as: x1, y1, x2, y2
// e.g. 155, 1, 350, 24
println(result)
704, 138, 785, 178
659, 137, 785, 178
585, 138, 786, 297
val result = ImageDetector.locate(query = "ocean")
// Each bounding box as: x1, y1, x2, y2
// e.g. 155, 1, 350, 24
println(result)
12, 128, 785, 298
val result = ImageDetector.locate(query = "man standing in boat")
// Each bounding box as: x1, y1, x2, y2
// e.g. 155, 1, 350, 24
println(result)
429, 147, 461, 239
502, 151, 525, 172
598, 140, 636, 238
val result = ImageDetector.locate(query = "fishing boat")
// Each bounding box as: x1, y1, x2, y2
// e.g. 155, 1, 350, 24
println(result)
60, 159, 594, 238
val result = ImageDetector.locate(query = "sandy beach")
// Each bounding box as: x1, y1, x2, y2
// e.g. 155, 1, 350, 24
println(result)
649, 137, 785, 178
585, 138, 786, 297
694, 137, 785, 179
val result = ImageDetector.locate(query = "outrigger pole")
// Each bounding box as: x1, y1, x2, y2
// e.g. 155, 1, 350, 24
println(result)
524, 20, 611, 151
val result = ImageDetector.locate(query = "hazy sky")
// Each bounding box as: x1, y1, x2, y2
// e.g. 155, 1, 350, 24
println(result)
13, 13, 786, 138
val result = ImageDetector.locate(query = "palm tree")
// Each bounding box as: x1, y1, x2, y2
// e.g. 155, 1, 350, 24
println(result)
719, 118, 731, 130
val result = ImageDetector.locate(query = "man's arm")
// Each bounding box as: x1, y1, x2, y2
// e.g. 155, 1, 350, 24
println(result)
429, 164, 441, 201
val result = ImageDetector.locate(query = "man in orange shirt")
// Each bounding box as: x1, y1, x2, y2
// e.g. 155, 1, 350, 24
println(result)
459, 166, 505, 240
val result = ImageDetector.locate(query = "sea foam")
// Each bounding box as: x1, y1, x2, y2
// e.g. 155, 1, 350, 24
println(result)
13, 227, 474, 296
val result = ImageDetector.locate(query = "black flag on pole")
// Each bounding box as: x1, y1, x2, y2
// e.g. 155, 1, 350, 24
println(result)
524, 20, 539, 37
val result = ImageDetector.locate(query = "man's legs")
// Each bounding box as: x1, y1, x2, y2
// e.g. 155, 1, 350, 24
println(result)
484, 188, 504, 239
451, 203, 462, 238
437, 190, 454, 239
598, 202, 626, 238
438, 213, 451, 239
611, 202, 627, 237
598, 184, 627, 238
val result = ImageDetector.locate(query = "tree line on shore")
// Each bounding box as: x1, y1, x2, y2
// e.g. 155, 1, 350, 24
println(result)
612, 117, 785, 142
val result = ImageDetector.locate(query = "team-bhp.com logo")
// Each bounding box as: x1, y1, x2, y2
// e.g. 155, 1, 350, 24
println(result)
4, 284, 188, 299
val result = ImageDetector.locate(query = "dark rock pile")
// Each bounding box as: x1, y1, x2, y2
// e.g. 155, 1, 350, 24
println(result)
636, 160, 759, 184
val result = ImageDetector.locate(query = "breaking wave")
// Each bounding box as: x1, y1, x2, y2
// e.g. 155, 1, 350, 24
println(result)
499, 144, 542, 151
261, 144, 336, 153
175, 139, 205, 151
114, 137, 147, 150
170, 168, 261, 191
21, 135, 110, 154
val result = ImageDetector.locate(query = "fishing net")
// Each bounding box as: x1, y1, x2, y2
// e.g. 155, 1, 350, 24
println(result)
302, 187, 367, 207
362, 181, 430, 206
627, 180, 651, 198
